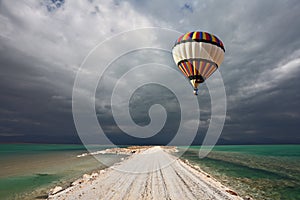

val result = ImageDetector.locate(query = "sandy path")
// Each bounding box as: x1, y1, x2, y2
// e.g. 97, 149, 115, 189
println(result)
49, 146, 242, 200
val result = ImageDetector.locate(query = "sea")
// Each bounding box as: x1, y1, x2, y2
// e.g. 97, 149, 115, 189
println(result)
0, 144, 126, 200
179, 145, 300, 200
0, 144, 299, 200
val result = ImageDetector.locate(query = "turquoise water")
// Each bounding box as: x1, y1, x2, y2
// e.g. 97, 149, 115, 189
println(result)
180, 145, 300, 200
2, 144, 299, 200
0, 144, 124, 200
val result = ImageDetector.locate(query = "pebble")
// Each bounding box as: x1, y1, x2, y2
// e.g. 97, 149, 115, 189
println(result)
49, 186, 63, 195
71, 179, 83, 186
83, 174, 91, 180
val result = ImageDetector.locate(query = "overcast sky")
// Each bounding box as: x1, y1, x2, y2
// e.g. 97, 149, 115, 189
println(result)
0, 0, 300, 144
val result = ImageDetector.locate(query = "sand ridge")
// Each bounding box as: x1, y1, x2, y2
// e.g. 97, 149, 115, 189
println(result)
48, 146, 243, 200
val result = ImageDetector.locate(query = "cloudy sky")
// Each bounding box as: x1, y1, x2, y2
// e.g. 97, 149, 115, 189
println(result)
0, 0, 300, 145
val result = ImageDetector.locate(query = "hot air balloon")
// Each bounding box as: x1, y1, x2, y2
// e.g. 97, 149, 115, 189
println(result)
172, 31, 225, 95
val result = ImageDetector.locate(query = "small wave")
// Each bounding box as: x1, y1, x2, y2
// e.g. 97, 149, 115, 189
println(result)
76, 150, 106, 158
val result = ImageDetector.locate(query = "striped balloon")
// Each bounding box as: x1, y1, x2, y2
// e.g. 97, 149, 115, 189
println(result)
172, 31, 225, 95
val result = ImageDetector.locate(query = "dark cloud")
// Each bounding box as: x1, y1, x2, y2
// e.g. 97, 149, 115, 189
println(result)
0, 44, 79, 143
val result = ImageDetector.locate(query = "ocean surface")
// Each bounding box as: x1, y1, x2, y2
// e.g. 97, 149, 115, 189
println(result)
179, 145, 300, 200
0, 144, 125, 200
1, 144, 299, 200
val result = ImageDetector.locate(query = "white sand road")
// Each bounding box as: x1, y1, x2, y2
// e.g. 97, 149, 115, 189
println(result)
48, 146, 243, 200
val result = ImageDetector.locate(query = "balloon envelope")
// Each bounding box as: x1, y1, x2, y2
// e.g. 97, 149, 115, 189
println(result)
172, 31, 225, 95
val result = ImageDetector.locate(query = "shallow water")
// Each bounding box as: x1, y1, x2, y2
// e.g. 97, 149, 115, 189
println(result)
2, 144, 299, 200
0, 144, 125, 200
180, 145, 300, 200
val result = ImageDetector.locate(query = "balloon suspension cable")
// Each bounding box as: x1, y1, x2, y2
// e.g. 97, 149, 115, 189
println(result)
193, 88, 198, 96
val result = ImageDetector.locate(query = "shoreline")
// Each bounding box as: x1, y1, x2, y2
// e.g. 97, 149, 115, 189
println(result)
48, 146, 244, 200
2, 144, 299, 199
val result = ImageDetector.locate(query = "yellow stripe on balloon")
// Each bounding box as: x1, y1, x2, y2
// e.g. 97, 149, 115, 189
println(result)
211, 35, 217, 43
192, 32, 198, 40
193, 60, 197, 75
202, 33, 207, 40
183, 33, 190, 40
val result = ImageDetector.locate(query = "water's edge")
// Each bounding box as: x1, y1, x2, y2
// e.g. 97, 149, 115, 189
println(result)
179, 145, 300, 200
1, 144, 299, 200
